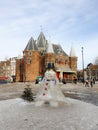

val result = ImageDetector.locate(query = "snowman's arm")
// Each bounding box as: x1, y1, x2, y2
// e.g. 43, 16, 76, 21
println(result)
55, 76, 59, 85
39, 77, 46, 87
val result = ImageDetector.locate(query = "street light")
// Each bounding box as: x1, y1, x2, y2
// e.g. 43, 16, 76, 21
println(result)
81, 47, 84, 83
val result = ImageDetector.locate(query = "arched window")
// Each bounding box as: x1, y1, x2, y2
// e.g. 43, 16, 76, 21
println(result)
55, 58, 58, 63
27, 58, 31, 64
65, 59, 68, 64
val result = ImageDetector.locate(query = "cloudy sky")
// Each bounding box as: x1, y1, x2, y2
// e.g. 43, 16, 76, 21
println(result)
0, 0, 98, 70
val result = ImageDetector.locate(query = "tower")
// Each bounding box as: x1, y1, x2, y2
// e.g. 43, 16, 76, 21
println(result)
45, 41, 56, 69
23, 37, 40, 81
69, 45, 77, 71
16, 37, 40, 82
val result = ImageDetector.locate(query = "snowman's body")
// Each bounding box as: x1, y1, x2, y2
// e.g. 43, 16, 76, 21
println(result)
35, 69, 65, 107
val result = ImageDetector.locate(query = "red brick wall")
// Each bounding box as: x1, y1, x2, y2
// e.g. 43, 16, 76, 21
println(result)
16, 59, 21, 82
24, 51, 40, 81
69, 57, 77, 71
45, 53, 56, 68
16, 51, 41, 82
16, 51, 78, 82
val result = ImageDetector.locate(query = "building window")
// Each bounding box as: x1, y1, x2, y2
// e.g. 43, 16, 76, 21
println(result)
65, 59, 68, 64
27, 58, 31, 64
57, 48, 62, 55
60, 58, 62, 63
28, 51, 32, 56
55, 58, 58, 63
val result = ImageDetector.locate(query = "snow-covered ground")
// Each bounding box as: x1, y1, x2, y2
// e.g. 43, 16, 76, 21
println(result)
0, 98, 98, 130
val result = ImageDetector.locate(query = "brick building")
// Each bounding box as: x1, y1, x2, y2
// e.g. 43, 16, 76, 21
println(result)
16, 32, 77, 82
86, 63, 98, 80
0, 60, 10, 77
0, 57, 17, 82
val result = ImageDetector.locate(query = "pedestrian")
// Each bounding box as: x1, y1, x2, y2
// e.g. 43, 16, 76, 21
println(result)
90, 78, 93, 87
93, 78, 95, 84
62, 77, 66, 84
85, 79, 89, 87
74, 77, 77, 84
73, 77, 77, 84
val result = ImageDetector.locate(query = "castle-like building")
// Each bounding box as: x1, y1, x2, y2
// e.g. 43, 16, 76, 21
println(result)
16, 32, 77, 82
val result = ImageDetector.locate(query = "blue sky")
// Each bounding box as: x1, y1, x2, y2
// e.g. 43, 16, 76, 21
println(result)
0, 0, 98, 70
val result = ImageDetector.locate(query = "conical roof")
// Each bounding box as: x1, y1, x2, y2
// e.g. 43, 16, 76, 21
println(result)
36, 32, 47, 47
69, 45, 76, 57
46, 41, 54, 53
24, 37, 38, 51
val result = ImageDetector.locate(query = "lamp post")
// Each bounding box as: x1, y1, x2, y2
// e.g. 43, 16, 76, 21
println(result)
81, 47, 84, 83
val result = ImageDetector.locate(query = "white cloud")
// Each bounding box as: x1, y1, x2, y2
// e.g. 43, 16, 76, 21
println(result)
0, 0, 98, 69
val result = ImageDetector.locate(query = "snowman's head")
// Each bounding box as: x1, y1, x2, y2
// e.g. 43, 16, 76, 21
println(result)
45, 69, 56, 80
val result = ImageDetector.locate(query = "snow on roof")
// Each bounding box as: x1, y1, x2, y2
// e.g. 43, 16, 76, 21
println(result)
69, 45, 76, 57
47, 41, 54, 53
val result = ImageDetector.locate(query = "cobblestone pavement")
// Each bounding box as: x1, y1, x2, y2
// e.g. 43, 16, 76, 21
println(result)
0, 82, 98, 106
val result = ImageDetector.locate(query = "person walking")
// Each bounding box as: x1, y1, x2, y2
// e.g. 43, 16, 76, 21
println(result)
62, 77, 66, 84
85, 79, 89, 87
90, 78, 93, 87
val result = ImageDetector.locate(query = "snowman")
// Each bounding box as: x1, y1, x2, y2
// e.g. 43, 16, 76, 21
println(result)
35, 68, 66, 107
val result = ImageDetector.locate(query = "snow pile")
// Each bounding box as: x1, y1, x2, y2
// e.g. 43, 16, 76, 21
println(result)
0, 98, 98, 130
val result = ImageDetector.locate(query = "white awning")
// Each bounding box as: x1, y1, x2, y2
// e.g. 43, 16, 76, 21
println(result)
56, 67, 76, 73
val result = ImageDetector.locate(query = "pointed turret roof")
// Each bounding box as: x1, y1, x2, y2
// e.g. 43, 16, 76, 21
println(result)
36, 32, 47, 47
24, 37, 38, 51
46, 41, 54, 53
69, 45, 76, 57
